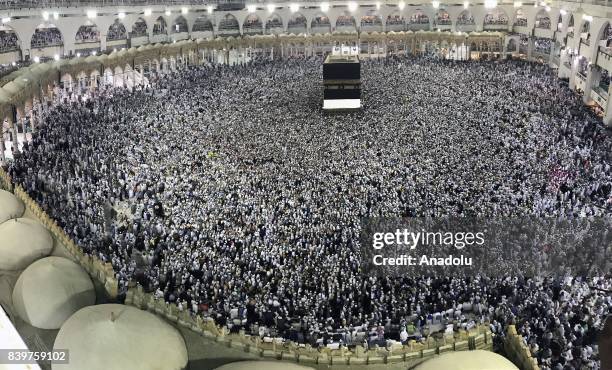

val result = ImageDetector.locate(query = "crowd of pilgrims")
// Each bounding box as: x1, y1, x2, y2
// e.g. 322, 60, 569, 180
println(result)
30, 27, 63, 48
0, 30, 19, 52
6, 56, 612, 370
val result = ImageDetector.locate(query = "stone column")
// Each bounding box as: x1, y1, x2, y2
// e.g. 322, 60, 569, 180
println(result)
0, 124, 5, 163
8, 114, 17, 152
602, 83, 612, 127
582, 66, 601, 104
569, 55, 578, 90
17, 106, 26, 142
527, 37, 534, 61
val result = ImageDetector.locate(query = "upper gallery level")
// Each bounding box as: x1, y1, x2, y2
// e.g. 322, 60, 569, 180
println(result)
0, 0, 609, 63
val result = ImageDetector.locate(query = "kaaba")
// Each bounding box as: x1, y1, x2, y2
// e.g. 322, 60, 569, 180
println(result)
323, 55, 361, 112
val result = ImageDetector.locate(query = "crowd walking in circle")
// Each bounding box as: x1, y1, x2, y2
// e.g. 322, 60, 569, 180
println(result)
6, 56, 612, 370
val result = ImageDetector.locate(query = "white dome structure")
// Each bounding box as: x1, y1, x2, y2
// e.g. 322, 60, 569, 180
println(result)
0, 218, 53, 270
12, 257, 95, 329
414, 350, 519, 370
0, 189, 25, 224
53, 304, 188, 370
215, 361, 315, 370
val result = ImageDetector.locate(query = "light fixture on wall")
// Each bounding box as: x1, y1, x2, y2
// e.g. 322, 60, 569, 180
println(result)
86, 10, 96, 19
464, 1, 469, 9
484, 0, 497, 9
34, 56, 40, 63
290, 3, 300, 12
513, 1, 522, 7
92, 51, 97, 55
267, 3, 276, 12
559, 9, 567, 15
376, 1, 381, 10
582, 14, 592, 22
432, 0, 440, 8
53, 12, 59, 20
320, 2, 330, 12
348, 2, 358, 12
54, 54, 60, 61
181, 7, 188, 15
398, 1, 405, 10
545, 6, 550, 11
165, 9, 171, 16
76, 52, 81, 57
42, 11, 49, 20
207, 6, 214, 14
144, 8, 152, 17
118, 11, 126, 19
1, 17, 10, 23
247, 4, 257, 13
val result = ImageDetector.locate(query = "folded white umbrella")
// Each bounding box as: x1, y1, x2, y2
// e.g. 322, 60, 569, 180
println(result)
414, 350, 519, 370
215, 362, 315, 370
0, 189, 25, 224
12, 256, 95, 329
53, 304, 188, 370
0, 218, 53, 270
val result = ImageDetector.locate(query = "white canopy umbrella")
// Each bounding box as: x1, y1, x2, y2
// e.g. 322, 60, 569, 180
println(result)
12, 257, 95, 329
414, 350, 519, 370
0, 218, 53, 270
0, 190, 25, 224
53, 304, 188, 370
215, 362, 314, 370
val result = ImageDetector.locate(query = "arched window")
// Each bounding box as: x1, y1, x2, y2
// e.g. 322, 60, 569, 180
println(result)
107, 20, 127, 41
386, 12, 405, 32
408, 10, 430, 31
311, 15, 331, 34
243, 14, 263, 35
75, 22, 100, 43
535, 10, 551, 29
507, 38, 518, 52
0, 25, 19, 53
288, 13, 307, 33
218, 14, 239, 35
31, 24, 63, 48
131, 18, 148, 38
514, 9, 527, 27
361, 10, 382, 31
266, 14, 284, 34
172, 16, 188, 33
436, 10, 451, 26
456, 10, 474, 32
153, 17, 167, 35
485, 9, 508, 26
193, 16, 213, 32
